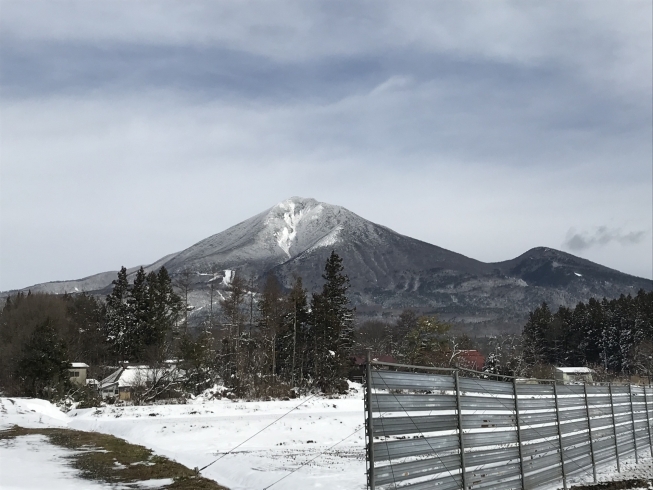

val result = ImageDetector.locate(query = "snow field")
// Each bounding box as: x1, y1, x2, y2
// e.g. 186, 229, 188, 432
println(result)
0, 434, 118, 490
64, 390, 368, 490
2, 388, 652, 490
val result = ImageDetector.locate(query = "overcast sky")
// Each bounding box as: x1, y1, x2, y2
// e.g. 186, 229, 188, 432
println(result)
1, 1, 651, 291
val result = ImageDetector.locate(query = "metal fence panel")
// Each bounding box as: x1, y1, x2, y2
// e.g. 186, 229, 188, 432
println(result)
459, 377, 514, 395
371, 370, 455, 391
375, 453, 460, 486
371, 393, 457, 412
367, 363, 652, 490
373, 434, 460, 462
467, 462, 522, 489
372, 414, 459, 437
399, 474, 463, 490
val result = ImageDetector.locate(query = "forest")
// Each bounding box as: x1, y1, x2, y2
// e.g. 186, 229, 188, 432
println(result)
1, 251, 651, 403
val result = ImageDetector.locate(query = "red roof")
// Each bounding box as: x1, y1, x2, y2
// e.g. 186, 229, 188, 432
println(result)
456, 350, 485, 369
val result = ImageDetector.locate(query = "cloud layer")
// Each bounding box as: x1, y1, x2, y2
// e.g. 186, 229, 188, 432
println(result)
1, 1, 651, 290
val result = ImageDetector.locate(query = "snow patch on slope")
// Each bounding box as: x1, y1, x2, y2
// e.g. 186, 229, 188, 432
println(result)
307, 226, 343, 252
271, 198, 325, 258
276, 201, 303, 257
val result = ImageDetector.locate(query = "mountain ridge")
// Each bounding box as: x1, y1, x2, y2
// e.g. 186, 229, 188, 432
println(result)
3, 197, 650, 333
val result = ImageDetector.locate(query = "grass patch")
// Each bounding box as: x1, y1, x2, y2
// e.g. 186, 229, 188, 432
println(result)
0, 425, 228, 489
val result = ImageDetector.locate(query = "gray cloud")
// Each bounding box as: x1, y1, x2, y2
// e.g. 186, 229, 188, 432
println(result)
0, 1, 651, 289
564, 227, 648, 251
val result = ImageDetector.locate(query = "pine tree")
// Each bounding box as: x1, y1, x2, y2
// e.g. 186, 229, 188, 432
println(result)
522, 302, 552, 368
146, 267, 182, 352
105, 267, 132, 362
17, 319, 70, 399
308, 251, 354, 393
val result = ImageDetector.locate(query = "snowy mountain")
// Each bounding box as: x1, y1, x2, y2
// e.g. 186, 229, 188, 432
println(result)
4, 197, 651, 333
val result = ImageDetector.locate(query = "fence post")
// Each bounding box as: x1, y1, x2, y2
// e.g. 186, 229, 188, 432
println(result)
553, 382, 568, 490
583, 383, 597, 483
645, 385, 653, 453
365, 350, 375, 490
628, 384, 638, 463
512, 378, 525, 490
454, 371, 467, 490
609, 383, 621, 473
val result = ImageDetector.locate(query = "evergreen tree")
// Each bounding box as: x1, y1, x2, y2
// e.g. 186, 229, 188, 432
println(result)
522, 302, 552, 367
308, 251, 354, 393
17, 319, 70, 399
397, 315, 450, 366
146, 267, 182, 351
105, 267, 132, 361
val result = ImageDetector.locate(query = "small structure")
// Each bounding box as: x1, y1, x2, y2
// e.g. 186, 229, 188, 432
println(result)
555, 366, 595, 384
98, 365, 180, 401
68, 363, 89, 386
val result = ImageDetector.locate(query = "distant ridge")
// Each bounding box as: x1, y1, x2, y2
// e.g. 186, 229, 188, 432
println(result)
4, 197, 651, 334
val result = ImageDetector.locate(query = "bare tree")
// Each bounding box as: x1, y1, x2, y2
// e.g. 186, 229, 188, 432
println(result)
174, 268, 194, 331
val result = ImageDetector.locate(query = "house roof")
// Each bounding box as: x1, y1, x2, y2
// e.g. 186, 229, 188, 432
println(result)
457, 350, 485, 368
99, 365, 180, 389
555, 367, 594, 374
69, 362, 89, 368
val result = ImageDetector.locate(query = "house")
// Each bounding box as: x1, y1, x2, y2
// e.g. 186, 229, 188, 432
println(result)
455, 350, 485, 370
98, 365, 181, 401
68, 363, 89, 386
554, 367, 595, 384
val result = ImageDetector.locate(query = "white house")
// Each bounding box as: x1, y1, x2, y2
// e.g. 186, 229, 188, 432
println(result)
68, 363, 89, 386
98, 365, 181, 400
554, 366, 595, 384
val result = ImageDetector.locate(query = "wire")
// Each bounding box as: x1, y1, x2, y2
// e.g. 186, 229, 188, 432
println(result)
262, 423, 366, 490
198, 392, 319, 472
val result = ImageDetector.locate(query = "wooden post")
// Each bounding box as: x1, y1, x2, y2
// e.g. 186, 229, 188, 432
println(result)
609, 383, 621, 473
365, 350, 375, 490
628, 384, 638, 463
512, 378, 525, 489
553, 382, 568, 490
583, 383, 597, 483
454, 371, 467, 490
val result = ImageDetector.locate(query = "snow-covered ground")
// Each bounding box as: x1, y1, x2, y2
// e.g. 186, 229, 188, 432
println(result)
1, 390, 651, 490
0, 434, 119, 490
0, 387, 368, 490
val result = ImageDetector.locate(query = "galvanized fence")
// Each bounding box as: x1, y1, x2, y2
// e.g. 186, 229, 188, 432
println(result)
364, 358, 653, 490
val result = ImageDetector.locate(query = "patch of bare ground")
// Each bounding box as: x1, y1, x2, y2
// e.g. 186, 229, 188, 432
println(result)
0, 425, 228, 489
571, 480, 652, 489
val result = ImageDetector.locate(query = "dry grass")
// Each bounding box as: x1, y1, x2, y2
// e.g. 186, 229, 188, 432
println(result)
0, 425, 228, 489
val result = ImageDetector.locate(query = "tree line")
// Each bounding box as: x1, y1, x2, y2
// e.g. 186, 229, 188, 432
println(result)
0, 251, 356, 400
520, 290, 653, 378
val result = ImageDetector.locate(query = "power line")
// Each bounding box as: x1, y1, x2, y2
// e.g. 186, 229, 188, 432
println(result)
262, 423, 366, 490
198, 393, 319, 472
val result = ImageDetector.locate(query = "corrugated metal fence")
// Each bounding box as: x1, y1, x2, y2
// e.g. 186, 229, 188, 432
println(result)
364, 359, 653, 490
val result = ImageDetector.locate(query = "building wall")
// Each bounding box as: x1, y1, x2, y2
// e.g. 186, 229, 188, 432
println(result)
68, 368, 87, 386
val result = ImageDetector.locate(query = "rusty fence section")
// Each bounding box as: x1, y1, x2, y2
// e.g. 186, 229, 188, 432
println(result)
364, 360, 653, 490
